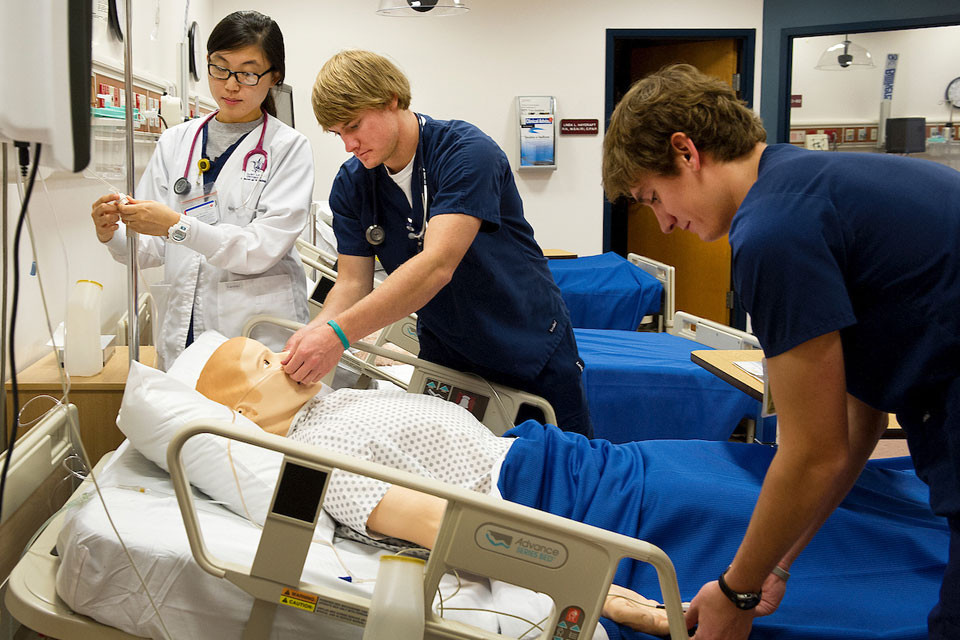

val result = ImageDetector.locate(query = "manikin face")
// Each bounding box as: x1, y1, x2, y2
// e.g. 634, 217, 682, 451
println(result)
197, 337, 322, 435
327, 98, 404, 171
208, 45, 278, 124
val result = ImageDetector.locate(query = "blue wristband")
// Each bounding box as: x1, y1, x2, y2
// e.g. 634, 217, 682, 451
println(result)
326, 319, 350, 349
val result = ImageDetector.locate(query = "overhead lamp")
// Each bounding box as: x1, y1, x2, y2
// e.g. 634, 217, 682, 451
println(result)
815, 35, 875, 70
376, 0, 469, 16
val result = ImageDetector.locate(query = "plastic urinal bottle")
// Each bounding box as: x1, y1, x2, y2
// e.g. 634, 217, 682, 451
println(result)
64, 279, 104, 376
362, 556, 426, 640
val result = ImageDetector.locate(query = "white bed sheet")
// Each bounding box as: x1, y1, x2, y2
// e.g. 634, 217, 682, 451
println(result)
55, 441, 594, 640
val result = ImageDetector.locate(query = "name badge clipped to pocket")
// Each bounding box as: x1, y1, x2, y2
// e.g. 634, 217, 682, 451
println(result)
181, 191, 220, 225
244, 155, 266, 183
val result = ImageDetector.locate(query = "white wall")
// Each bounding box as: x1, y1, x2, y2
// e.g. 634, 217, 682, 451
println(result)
790, 25, 960, 125
5, 0, 764, 376
3, 1, 214, 375
215, 0, 764, 254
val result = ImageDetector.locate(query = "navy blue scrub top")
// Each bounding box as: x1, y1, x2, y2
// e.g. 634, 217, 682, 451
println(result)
330, 115, 570, 379
730, 144, 960, 514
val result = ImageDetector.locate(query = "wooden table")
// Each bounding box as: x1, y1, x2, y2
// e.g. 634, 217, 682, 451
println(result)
543, 248, 578, 259
690, 348, 904, 437
690, 349, 763, 401
5, 347, 156, 463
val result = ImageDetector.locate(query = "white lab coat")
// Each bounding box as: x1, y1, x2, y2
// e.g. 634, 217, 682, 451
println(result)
105, 115, 313, 369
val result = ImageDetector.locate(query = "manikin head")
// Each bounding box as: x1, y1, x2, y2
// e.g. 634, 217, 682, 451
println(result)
196, 336, 322, 435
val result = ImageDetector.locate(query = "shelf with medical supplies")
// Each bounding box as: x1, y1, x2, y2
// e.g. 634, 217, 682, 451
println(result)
90, 117, 159, 180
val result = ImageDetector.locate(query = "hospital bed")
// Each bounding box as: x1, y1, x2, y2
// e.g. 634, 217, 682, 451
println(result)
574, 312, 771, 444
547, 253, 673, 332
4, 374, 949, 640
3, 344, 689, 640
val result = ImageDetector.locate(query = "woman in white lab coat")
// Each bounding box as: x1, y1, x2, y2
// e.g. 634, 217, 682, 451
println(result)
90, 10, 312, 369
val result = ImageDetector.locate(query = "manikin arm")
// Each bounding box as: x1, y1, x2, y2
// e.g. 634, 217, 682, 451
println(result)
366, 486, 670, 634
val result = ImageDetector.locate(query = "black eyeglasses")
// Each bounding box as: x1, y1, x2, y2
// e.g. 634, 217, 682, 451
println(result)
207, 63, 274, 87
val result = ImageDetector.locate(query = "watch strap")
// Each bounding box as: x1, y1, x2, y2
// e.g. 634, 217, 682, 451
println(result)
167, 215, 191, 243
718, 567, 762, 610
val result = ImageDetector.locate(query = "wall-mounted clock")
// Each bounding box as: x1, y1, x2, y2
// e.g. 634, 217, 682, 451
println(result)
107, 0, 124, 41
188, 21, 201, 82
946, 77, 960, 109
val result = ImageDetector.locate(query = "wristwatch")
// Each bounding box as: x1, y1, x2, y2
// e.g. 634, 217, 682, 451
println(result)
167, 215, 191, 243
718, 567, 762, 610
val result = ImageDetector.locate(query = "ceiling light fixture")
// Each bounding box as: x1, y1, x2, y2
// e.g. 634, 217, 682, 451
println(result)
376, 0, 469, 17
815, 35, 875, 70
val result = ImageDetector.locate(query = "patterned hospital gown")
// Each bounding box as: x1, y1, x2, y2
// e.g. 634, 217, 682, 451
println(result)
288, 388, 514, 537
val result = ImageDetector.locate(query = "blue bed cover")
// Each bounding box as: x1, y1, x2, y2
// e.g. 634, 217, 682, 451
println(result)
549, 253, 663, 330
598, 447, 946, 640
500, 425, 946, 640
574, 329, 763, 443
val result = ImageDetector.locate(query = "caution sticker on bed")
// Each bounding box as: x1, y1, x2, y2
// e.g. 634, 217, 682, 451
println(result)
312, 597, 368, 626
279, 588, 319, 612
475, 522, 568, 568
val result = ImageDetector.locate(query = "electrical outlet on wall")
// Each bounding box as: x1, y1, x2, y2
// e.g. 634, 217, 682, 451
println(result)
805, 133, 830, 151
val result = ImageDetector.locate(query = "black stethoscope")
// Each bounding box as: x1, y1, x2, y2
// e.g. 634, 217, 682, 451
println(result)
173, 109, 270, 196
365, 115, 428, 249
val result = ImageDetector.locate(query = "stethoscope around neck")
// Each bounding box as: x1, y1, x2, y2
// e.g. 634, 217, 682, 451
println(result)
365, 114, 429, 249
172, 108, 270, 196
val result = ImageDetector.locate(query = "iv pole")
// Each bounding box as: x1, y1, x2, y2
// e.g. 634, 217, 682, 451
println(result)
122, 0, 140, 363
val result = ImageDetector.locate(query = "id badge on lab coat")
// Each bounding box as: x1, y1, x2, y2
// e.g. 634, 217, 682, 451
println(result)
180, 191, 220, 224
240, 160, 267, 208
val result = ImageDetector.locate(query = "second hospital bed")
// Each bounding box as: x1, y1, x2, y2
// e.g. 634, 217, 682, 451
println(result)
298, 239, 763, 443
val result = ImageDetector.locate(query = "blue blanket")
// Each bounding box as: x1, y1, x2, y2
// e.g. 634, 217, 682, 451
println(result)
548, 253, 663, 330
499, 422, 948, 640
574, 329, 763, 442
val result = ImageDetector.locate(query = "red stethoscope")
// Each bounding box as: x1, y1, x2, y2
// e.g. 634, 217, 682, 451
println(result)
172, 108, 269, 196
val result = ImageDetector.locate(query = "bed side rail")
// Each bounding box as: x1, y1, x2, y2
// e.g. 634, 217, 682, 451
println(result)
626, 253, 675, 331
669, 311, 760, 350
295, 237, 338, 272
114, 292, 154, 347
242, 316, 557, 435
0, 403, 75, 524
167, 421, 689, 640
297, 252, 339, 320
364, 313, 420, 362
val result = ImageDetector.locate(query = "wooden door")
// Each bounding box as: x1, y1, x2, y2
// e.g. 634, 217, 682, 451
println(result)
625, 39, 739, 324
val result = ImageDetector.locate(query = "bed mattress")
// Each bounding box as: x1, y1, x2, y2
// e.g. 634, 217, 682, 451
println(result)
55, 441, 584, 640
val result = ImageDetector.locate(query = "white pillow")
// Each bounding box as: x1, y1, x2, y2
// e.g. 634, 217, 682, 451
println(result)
165, 330, 229, 388
118, 361, 282, 525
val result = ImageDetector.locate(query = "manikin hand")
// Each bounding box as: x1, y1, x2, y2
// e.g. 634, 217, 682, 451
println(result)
602, 584, 670, 636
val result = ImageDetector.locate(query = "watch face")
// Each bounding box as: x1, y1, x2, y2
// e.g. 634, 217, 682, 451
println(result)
172, 228, 187, 242
947, 77, 960, 108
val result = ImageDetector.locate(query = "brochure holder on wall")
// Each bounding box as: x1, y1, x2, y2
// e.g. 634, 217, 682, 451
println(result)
517, 96, 557, 170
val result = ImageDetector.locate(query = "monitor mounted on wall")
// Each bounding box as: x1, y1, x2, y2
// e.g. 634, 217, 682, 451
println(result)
272, 83, 295, 129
